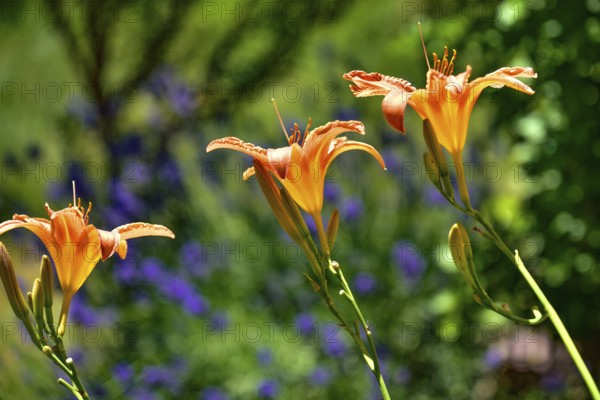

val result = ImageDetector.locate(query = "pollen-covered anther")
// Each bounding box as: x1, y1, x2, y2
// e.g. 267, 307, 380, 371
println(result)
432, 46, 457, 76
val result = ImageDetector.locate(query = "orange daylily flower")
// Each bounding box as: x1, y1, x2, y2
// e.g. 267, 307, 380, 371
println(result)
206, 120, 386, 216
343, 47, 537, 158
0, 201, 175, 335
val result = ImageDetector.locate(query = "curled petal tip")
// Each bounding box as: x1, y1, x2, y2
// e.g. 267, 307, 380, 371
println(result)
382, 90, 410, 133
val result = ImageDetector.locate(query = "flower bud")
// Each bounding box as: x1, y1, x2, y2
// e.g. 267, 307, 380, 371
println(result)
253, 160, 303, 243
40, 255, 53, 308
448, 223, 476, 289
423, 152, 441, 189
326, 209, 339, 248
423, 119, 453, 197
32, 278, 44, 322
0, 243, 30, 321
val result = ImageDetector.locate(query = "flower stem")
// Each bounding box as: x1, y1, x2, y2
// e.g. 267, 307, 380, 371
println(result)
445, 191, 599, 398
512, 251, 600, 399
451, 152, 472, 211
335, 263, 391, 400
311, 212, 391, 400
312, 212, 331, 259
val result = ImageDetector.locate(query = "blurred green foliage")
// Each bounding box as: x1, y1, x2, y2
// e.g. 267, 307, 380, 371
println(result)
0, 0, 598, 399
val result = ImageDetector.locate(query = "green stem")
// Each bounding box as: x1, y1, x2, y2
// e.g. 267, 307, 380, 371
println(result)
336, 265, 391, 400
439, 179, 599, 398
451, 152, 472, 211
311, 212, 391, 400
512, 251, 600, 399
312, 212, 331, 259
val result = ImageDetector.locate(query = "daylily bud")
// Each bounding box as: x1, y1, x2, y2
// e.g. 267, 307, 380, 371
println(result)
326, 209, 339, 248
452, 152, 472, 210
448, 223, 476, 289
304, 272, 322, 294
423, 152, 441, 189
40, 255, 53, 308
0, 243, 30, 321
422, 120, 453, 197
32, 278, 44, 322
253, 160, 303, 243
280, 188, 312, 241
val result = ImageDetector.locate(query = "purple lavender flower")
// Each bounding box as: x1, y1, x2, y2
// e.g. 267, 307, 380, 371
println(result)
211, 311, 229, 330
393, 240, 425, 285
323, 331, 347, 358
168, 84, 196, 116
309, 366, 331, 386
109, 181, 144, 220
113, 363, 135, 385
114, 258, 138, 285
181, 291, 209, 316
484, 347, 503, 370
341, 197, 364, 222
179, 241, 210, 278
353, 272, 376, 295
324, 182, 341, 203
140, 258, 167, 286
69, 297, 95, 326
130, 389, 157, 400
257, 379, 279, 398
201, 387, 229, 400
294, 312, 316, 336
157, 275, 209, 316
305, 216, 317, 236
257, 348, 273, 366
141, 365, 178, 390
381, 149, 402, 175
423, 185, 446, 206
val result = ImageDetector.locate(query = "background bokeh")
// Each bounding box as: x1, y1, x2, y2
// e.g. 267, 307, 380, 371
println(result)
0, 0, 599, 399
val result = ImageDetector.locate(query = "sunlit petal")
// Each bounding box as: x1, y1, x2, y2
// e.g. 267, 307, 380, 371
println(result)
207, 137, 268, 161
343, 70, 415, 97
0, 215, 52, 244
325, 138, 386, 171
114, 223, 175, 240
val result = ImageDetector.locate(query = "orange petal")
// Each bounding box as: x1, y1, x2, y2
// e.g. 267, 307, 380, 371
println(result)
0, 215, 53, 244
382, 90, 411, 133
117, 239, 128, 259
267, 146, 293, 180
303, 120, 365, 159
50, 207, 86, 249
206, 137, 268, 161
325, 138, 387, 171
97, 229, 121, 261
242, 166, 256, 181
113, 223, 175, 240
343, 70, 416, 97
66, 224, 101, 294
468, 67, 537, 100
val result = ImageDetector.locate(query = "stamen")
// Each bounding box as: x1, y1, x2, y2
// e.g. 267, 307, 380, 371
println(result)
302, 118, 312, 146
72, 180, 76, 208
418, 22, 431, 70
85, 202, 92, 224
448, 49, 457, 75
271, 98, 290, 144
441, 46, 449, 75
432, 53, 440, 71
291, 123, 301, 144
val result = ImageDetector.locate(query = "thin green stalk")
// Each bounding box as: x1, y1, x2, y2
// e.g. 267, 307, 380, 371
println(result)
312, 213, 391, 400
513, 251, 600, 399
438, 172, 600, 399
312, 212, 331, 259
